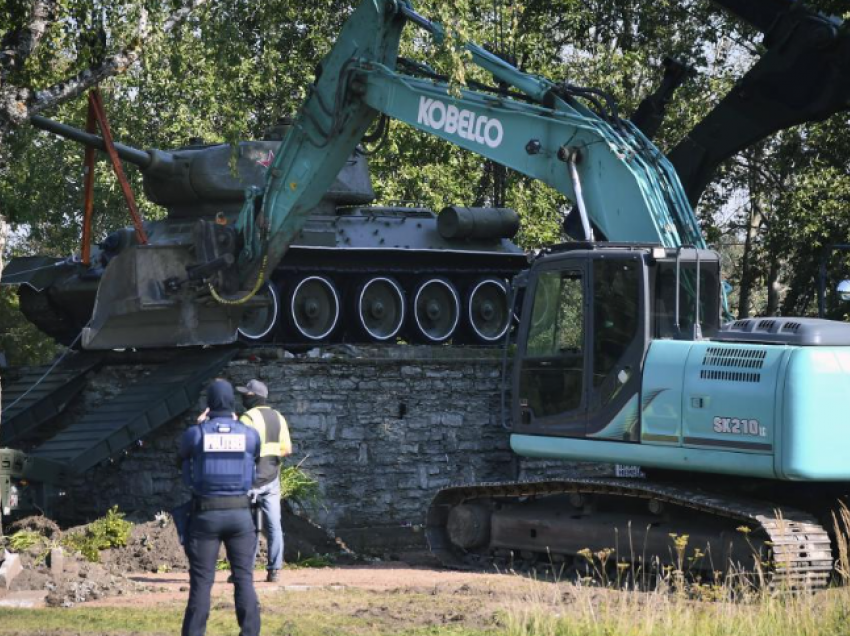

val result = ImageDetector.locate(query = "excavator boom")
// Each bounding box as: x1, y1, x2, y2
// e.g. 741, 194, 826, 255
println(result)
78, 0, 705, 349
247, 0, 704, 290
65, 0, 849, 349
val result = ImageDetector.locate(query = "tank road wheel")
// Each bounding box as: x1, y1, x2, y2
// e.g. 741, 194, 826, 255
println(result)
465, 278, 510, 343
237, 282, 280, 342
411, 278, 460, 343
287, 275, 340, 342
356, 277, 406, 342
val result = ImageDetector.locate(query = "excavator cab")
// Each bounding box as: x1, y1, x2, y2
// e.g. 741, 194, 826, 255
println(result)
513, 244, 720, 440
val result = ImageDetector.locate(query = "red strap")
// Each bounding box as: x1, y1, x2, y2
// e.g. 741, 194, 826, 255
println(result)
88, 89, 148, 245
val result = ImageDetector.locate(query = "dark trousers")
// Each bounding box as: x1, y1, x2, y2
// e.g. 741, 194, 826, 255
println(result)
182, 508, 260, 636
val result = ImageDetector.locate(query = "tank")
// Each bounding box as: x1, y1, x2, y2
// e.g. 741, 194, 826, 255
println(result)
2, 116, 528, 347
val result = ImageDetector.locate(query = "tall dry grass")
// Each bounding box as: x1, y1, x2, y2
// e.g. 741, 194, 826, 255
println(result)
505, 585, 850, 636
504, 502, 850, 636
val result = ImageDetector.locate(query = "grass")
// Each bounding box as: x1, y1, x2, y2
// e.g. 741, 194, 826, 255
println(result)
7, 529, 41, 552
502, 501, 850, 636
7, 578, 850, 636
216, 553, 336, 571
504, 586, 850, 636
8, 507, 133, 564
5, 505, 850, 635
0, 588, 496, 636
285, 553, 335, 569
3, 564, 850, 636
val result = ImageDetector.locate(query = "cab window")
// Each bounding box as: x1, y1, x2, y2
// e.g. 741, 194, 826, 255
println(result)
520, 270, 585, 419
654, 262, 719, 339
526, 271, 583, 357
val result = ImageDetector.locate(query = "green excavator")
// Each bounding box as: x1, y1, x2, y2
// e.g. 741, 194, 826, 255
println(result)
6, 0, 850, 587
205, 0, 847, 588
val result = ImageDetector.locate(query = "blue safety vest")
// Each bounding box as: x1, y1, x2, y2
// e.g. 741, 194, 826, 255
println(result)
186, 417, 259, 497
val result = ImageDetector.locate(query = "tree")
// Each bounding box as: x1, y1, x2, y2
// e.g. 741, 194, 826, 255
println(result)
2, 0, 849, 351
1, 1, 212, 159
0, 0, 209, 427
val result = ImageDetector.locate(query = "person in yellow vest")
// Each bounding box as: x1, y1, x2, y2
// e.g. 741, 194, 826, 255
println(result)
236, 379, 292, 582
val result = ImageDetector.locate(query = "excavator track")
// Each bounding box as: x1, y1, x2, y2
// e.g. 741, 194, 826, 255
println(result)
426, 478, 833, 590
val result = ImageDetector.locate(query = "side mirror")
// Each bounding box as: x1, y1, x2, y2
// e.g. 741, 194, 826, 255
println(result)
837, 280, 850, 302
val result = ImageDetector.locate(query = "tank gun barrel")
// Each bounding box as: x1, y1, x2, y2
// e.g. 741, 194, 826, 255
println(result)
30, 115, 170, 173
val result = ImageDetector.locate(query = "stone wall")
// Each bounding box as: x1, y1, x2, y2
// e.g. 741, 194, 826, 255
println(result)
64, 346, 610, 554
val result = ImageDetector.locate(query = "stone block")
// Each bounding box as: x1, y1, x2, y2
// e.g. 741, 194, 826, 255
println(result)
308, 402, 336, 414
357, 443, 369, 465
153, 478, 178, 494
128, 473, 154, 497
291, 415, 324, 429
263, 367, 285, 379
292, 400, 311, 414
402, 430, 431, 443
49, 548, 65, 580
0, 553, 23, 589
439, 414, 464, 427
340, 427, 367, 441
325, 420, 338, 441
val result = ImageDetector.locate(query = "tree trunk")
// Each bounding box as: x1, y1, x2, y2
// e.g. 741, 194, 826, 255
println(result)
0, 213, 6, 430
765, 257, 781, 316
737, 203, 762, 319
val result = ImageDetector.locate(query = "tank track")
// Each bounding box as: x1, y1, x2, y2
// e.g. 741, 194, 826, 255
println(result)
426, 477, 833, 590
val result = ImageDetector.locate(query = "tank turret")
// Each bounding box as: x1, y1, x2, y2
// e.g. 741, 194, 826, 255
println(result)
29, 115, 375, 218
7, 116, 527, 348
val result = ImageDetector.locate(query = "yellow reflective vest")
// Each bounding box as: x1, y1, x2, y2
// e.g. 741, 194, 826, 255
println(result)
239, 407, 292, 486
239, 407, 292, 457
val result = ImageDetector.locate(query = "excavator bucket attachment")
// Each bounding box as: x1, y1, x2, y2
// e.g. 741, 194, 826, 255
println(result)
82, 245, 243, 349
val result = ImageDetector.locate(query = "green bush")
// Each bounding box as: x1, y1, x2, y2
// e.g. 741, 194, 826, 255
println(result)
62, 506, 133, 563
280, 461, 321, 509
8, 529, 42, 552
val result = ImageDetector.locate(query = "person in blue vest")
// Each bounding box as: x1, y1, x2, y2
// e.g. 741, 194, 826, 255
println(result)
180, 379, 261, 636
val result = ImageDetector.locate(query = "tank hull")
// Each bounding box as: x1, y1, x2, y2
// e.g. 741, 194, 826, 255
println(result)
8, 119, 528, 348
4, 208, 527, 347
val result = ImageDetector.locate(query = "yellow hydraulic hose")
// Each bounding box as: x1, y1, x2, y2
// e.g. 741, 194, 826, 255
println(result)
208, 255, 268, 305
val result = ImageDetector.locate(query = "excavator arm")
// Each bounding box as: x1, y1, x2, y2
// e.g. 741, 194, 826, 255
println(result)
233, 1, 407, 285
82, 0, 706, 349
238, 0, 704, 292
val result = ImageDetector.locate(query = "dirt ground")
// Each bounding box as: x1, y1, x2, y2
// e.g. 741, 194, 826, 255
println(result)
88, 563, 549, 607
0, 563, 604, 636
0, 512, 608, 636
71, 564, 590, 636
2, 509, 354, 608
